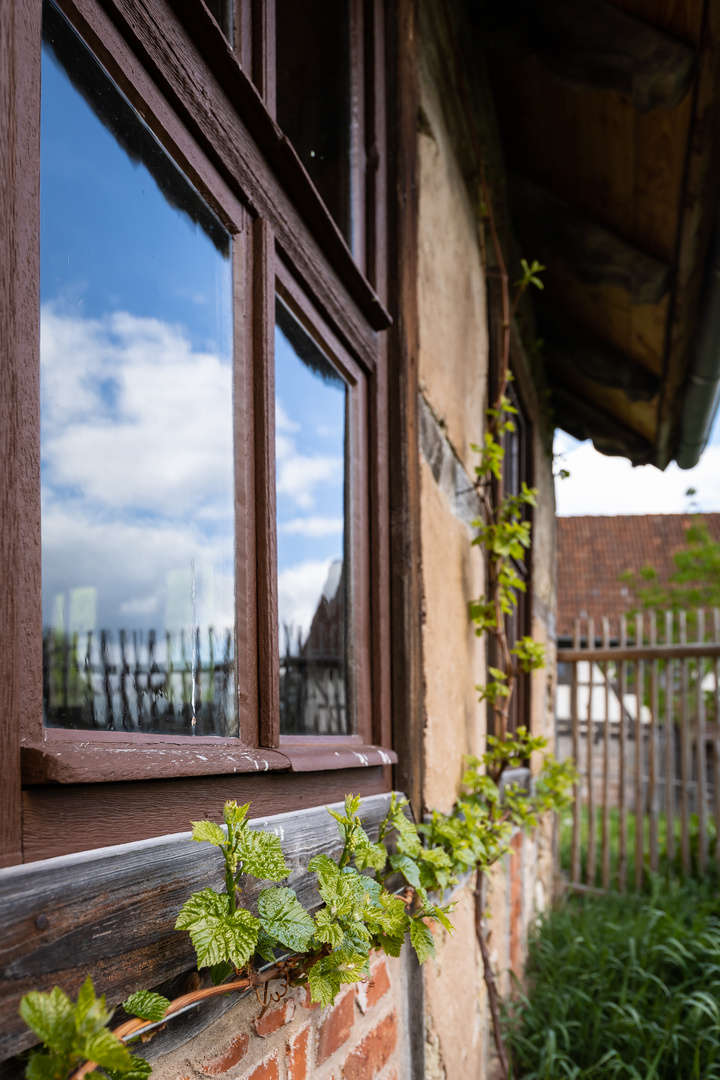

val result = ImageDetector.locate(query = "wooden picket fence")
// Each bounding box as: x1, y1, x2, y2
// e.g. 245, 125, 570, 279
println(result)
555, 610, 720, 890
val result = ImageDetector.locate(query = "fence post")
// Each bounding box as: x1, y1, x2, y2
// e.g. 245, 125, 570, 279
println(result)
571, 618, 582, 885
680, 610, 691, 876
602, 616, 611, 889
665, 610, 675, 866
697, 609, 708, 874
587, 617, 596, 886
635, 613, 644, 890
619, 615, 628, 892
648, 611, 659, 873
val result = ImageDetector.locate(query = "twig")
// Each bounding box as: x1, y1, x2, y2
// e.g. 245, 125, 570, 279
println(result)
69, 966, 298, 1080
475, 871, 509, 1080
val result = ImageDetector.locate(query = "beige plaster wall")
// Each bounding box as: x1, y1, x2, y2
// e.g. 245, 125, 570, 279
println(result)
416, 19, 558, 1080
418, 60, 488, 479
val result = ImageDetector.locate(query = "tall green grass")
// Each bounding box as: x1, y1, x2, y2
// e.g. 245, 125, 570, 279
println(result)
504, 876, 720, 1079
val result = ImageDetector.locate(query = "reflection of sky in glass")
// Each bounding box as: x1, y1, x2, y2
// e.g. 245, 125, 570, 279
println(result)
40, 3, 236, 735
275, 313, 352, 735
275, 323, 345, 646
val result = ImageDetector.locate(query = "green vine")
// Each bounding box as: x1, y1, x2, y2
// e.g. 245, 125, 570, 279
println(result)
19, 737, 575, 1079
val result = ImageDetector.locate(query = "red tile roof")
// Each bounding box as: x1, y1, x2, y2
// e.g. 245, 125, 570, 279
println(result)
556, 513, 720, 639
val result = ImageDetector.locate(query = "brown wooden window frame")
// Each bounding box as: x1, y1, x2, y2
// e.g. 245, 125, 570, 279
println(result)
1, 0, 395, 864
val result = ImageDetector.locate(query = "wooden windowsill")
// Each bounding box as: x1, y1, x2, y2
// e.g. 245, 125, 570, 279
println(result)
279, 738, 397, 772
20, 730, 397, 783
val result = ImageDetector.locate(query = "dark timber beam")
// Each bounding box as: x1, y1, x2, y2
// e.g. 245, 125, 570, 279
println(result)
539, 304, 661, 403
473, 0, 695, 112
510, 175, 672, 306
551, 384, 654, 466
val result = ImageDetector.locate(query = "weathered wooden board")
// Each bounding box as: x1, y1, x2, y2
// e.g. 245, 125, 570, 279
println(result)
0, 792, 396, 1060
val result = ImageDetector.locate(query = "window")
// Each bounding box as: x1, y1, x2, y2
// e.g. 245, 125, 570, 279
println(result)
41, 3, 236, 737
2, 0, 394, 861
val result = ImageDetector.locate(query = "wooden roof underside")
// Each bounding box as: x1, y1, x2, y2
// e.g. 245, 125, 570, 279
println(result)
479, 0, 720, 467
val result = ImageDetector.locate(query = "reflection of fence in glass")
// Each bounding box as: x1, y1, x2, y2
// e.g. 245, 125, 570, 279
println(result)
279, 560, 348, 736
42, 626, 235, 736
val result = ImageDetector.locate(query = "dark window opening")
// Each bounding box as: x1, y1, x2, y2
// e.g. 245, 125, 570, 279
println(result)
275, 0, 352, 243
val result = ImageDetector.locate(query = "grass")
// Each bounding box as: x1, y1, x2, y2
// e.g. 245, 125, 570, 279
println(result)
504, 875, 720, 1080
558, 807, 718, 888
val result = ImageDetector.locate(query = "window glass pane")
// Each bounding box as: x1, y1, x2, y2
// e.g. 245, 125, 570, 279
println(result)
275, 301, 353, 735
276, 0, 351, 243
40, 1, 237, 736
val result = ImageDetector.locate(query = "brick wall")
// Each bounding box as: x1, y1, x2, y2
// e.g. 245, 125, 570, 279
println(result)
149, 950, 407, 1080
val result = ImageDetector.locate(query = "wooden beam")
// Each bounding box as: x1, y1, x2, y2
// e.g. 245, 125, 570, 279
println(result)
551, 384, 654, 465
473, 0, 696, 112
540, 304, 660, 402
656, 0, 720, 466
511, 175, 671, 305
0, 794, 397, 1060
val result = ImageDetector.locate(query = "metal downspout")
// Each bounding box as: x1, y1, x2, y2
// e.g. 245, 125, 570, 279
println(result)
677, 206, 720, 468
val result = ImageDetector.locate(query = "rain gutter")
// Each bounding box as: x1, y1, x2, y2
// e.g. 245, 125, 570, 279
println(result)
677, 205, 720, 468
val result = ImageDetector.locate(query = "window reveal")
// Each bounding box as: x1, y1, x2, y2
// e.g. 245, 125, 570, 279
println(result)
40, 1, 237, 736
274, 300, 353, 736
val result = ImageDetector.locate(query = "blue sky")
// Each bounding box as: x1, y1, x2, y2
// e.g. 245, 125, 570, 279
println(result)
275, 324, 346, 645
41, 33, 235, 644
554, 408, 720, 516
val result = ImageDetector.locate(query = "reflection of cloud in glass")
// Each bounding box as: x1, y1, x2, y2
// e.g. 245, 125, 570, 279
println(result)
41, 311, 237, 733
41, 307, 233, 516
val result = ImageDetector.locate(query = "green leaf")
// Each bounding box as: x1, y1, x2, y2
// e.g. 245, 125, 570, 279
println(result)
258, 887, 315, 952
25, 1053, 66, 1080
175, 888, 260, 968
409, 918, 436, 964
223, 800, 250, 826
376, 934, 404, 957
308, 853, 341, 893
122, 990, 170, 1023
389, 853, 421, 890
236, 828, 289, 881
210, 960, 236, 985
313, 908, 345, 949
19, 988, 75, 1051
427, 905, 455, 934
74, 976, 112, 1037
104, 1057, 153, 1080
375, 892, 408, 937
308, 856, 367, 915
190, 820, 226, 847
355, 841, 387, 872
80, 1027, 135, 1072
307, 965, 340, 1008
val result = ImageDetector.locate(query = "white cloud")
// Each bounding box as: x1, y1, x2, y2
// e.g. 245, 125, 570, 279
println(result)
279, 516, 344, 537
41, 306, 233, 517
277, 558, 333, 643
40, 306, 235, 635
554, 432, 720, 516
276, 400, 300, 433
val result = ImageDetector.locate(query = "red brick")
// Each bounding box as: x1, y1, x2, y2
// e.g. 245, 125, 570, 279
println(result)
357, 956, 391, 1014
342, 1011, 397, 1080
201, 1035, 250, 1075
287, 1022, 311, 1080
243, 1052, 279, 1080
300, 986, 320, 1011
316, 989, 356, 1065
253, 999, 295, 1037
